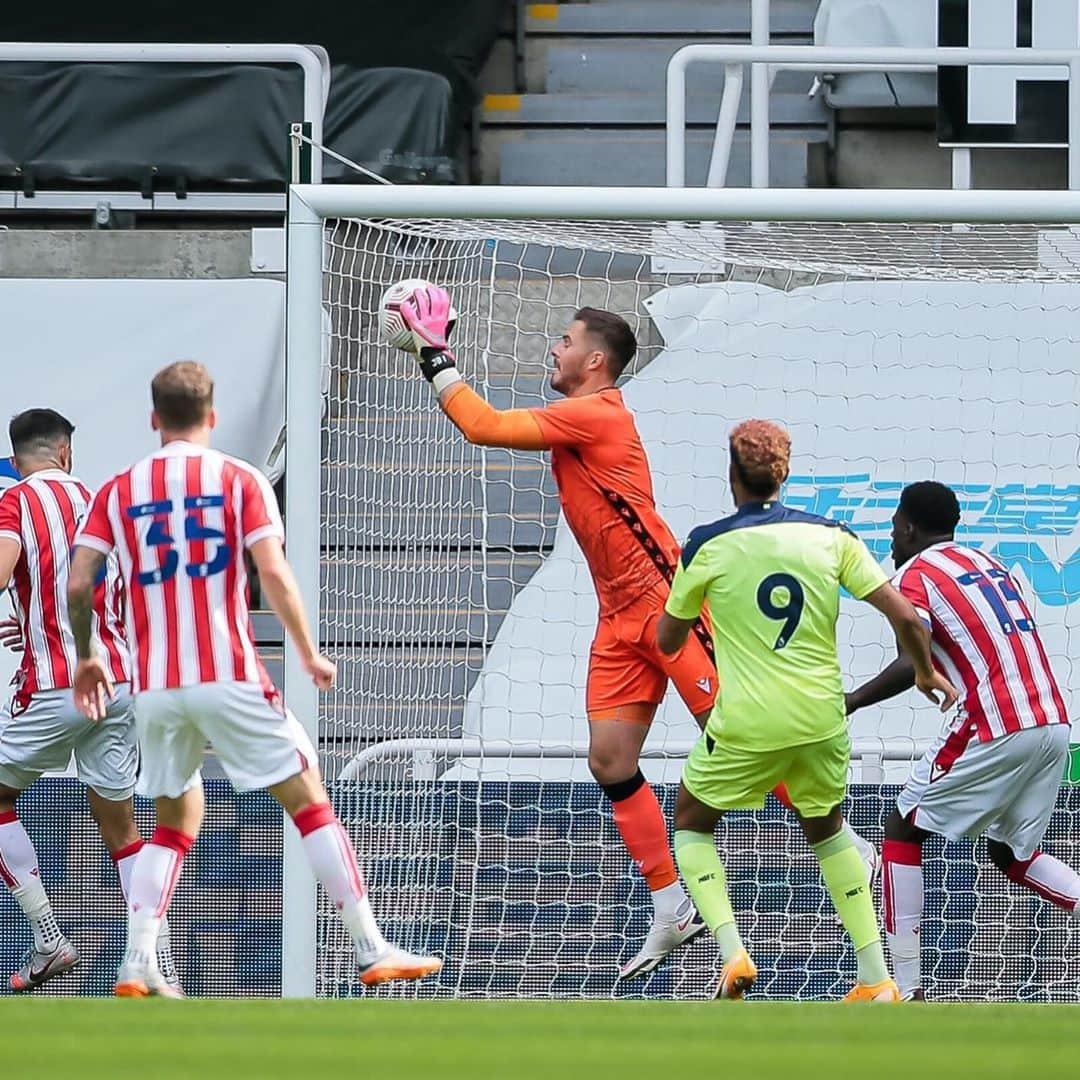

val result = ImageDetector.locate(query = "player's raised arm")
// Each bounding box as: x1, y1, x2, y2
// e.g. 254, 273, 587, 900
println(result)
399, 285, 549, 450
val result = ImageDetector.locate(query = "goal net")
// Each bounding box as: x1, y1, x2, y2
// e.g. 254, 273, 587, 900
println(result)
298, 197, 1080, 1001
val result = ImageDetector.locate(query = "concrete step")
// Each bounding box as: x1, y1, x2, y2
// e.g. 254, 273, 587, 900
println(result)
490, 128, 822, 187
540, 39, 813, 94
525, 0, 817, 35
482, 88, 826, 127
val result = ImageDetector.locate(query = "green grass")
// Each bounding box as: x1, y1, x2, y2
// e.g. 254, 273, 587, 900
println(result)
3, 999, 1076, 1080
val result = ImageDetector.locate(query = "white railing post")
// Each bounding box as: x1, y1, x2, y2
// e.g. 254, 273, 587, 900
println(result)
281, 186, 325, 998
750, 0, 771, 188
951, 147, 972, 190
665, 44, 1080, 189
1070, 59, 1080, 190
665, 50, 689, 186
340, 737, 934, 782
706, 65, 745, 188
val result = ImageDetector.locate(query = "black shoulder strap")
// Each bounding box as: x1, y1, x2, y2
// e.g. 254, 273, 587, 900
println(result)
567, 448, 715, 662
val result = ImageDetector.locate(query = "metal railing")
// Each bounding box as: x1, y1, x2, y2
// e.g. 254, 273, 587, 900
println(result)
666, 44, 1080, 189
341, 736, 934, 785
0, 42, 328, 211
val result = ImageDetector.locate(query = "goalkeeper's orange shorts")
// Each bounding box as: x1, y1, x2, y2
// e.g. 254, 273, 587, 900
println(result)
585, 582, 717, 719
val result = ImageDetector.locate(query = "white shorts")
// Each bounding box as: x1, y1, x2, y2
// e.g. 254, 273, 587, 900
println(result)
134, 680, 317, 799
0, 685, 138, 800
896, 722, 1071, 861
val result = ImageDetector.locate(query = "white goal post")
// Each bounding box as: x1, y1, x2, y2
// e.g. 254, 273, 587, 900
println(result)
283, 185, 1080, 1000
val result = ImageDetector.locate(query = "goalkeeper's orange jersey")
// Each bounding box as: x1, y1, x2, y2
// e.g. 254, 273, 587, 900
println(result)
529, 388, 681, 616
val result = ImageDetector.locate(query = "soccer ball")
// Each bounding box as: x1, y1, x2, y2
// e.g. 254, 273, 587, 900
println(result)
378, 278, 457, 352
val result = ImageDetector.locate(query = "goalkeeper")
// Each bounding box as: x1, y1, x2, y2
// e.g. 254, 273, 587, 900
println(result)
400, 287, 877, 979
657, 419, 958, 1001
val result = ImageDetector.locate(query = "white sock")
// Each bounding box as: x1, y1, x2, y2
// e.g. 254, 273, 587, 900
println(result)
126, 908, 162, 969
844, 821, 877, 872
1007, 851, 1080, 914
652, 880, 690, 921
13, 879, 64, 952
0, 811, 63, 952
124, 829, 192, 969
112, 839, 176, 974
0, 810, 41, 889
155, 918, 178, 981
113, 842, 141, 902
883, 840, 924, 997
294, 803, 388, 963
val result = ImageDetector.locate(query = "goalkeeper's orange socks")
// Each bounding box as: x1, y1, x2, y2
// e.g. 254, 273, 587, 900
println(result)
674, 830, 743, 959
603, 770, 680, 899
816, 830, 889, 985
293, 801, 388, 963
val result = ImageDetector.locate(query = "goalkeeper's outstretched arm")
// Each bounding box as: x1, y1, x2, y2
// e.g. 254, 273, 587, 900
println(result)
399, 284, 551, 451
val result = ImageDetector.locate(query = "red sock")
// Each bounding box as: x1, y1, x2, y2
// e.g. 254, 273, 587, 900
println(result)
1007, 851, 1080, 913
604, 771, 677, 891
772, 783, 793, 810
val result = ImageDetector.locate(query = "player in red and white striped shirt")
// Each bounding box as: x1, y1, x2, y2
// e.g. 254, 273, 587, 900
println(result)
847, 481, 1079, 1000
0, 408, 177, 993
68, 361, 440, 997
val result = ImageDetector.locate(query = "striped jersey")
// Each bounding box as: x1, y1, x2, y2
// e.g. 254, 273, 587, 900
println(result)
74, 442, 283, 694
0, 469, 129, 700
894, 542, 1068, 743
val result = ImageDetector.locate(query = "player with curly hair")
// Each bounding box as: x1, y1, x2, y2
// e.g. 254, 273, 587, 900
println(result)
658, 420, 958, 1001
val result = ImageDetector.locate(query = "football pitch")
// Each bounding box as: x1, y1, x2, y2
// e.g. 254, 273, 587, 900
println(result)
5, 999, 1076, 1079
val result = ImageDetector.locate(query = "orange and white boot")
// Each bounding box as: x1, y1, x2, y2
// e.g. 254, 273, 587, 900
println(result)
843, 978, 901, 1002
713, 948, 757, 1000
358, 946, 443, 987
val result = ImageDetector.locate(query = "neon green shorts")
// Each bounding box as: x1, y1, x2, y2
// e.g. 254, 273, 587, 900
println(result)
682, 727, 850, 818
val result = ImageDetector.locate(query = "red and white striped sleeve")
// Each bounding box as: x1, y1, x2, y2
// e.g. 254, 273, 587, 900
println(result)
238, 466, 285, 550
0, 487, 21, 549
74, 477, 118, 556
896, 563, 932, 627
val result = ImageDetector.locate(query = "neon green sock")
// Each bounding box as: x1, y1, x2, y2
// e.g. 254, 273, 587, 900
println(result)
674, 830, 744, 961
813, 830, 889, 985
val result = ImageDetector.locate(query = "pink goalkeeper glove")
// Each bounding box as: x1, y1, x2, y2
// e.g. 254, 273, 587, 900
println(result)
399, 285, 455, 357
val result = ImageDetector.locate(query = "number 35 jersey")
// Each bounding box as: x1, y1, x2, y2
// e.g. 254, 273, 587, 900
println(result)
75, 442, 283, 694
666, 501, 887, 751
893, 542, 1067, 743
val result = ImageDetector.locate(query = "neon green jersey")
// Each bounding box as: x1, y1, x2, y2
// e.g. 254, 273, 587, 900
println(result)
666, 500, 887, 750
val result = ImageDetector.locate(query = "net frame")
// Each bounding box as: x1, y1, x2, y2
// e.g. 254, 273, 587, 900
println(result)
283, 185, 1080, 999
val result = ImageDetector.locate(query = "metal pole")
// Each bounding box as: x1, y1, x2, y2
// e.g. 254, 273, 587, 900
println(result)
280, 186, 324, 998
341, 737, 934, 781
750, 0, 771, 188
706, 65, 745, 188
295, 182, 1080, 224
665, 50, 688, 186
1070, 59, 1080, 190
951, 147, 972, 190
